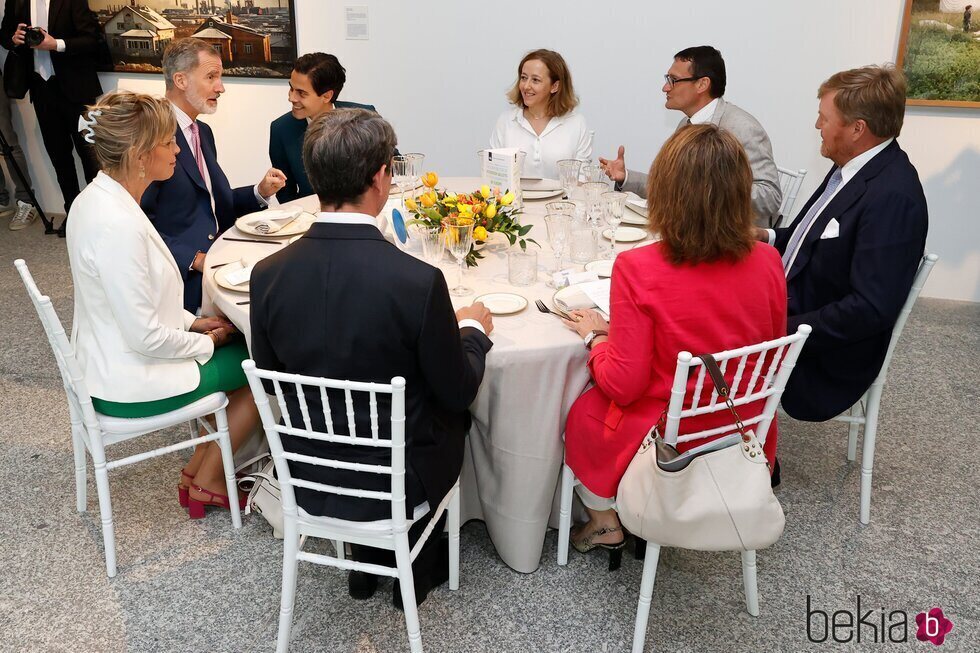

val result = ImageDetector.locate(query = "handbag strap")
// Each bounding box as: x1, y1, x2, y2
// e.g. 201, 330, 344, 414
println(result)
698, 353, 751, 444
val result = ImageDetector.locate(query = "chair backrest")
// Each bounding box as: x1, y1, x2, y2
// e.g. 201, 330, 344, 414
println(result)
241, 360, 409, 530
14, 259, 100, 433
776, 166, 807, 227
14, 259, 103, 437
876, 252, 938, 385
663, 325, 812, 447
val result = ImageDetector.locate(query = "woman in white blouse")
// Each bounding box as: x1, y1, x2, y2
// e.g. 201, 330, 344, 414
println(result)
67, 91, 258, 519
490, 49, 592, 180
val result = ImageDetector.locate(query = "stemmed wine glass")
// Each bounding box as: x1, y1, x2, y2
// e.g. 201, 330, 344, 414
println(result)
601, 191, 628, 258
392, 153, 425, 212
443, 217, 475, 297
544, 212, 571, 288
557, 159, 582, 200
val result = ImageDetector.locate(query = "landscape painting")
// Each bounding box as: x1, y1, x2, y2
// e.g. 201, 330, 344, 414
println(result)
896, 0, 980, 107
92, 1, 297, 78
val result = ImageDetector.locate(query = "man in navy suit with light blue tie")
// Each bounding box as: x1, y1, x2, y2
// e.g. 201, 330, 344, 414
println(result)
142, 38, 286, 312
269, 52, 378, 203
764, 65, 928, 423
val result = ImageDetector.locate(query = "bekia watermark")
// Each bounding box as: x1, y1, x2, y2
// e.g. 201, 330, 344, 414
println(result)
806, 596, 954, 645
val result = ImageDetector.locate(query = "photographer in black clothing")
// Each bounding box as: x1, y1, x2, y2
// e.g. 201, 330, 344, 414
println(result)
0, 0, 102, 235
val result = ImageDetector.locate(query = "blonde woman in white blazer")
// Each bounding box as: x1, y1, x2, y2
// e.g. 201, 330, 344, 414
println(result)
67, 91, 258, 519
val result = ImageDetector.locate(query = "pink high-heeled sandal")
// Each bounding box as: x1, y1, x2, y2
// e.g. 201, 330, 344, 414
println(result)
177, 469, 194, 509
187, 485, 247, 520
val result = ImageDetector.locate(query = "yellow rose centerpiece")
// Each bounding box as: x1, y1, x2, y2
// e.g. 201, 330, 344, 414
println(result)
405, 172, 537, 267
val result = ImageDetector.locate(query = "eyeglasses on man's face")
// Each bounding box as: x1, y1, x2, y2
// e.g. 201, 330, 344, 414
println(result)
663, 74, 702, 90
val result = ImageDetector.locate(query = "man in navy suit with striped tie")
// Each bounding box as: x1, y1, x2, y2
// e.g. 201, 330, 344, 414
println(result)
763, 65, 928, 423
142, 38, 287, 313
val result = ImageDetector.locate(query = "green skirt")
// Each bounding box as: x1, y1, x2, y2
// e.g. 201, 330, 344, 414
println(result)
92, 341, 250, 418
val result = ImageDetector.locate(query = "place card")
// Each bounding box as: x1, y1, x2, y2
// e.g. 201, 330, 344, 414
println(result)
224, 263, 255, 287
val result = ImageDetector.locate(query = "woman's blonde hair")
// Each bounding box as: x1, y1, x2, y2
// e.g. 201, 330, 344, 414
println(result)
85, 91, 176, 175
646, 124, 755, 265
506, 49, 578, 117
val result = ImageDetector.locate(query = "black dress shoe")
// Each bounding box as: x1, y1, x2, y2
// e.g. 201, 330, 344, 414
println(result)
55, 224, 67, 238
770, 457, 781, 489
393, 537, 450, 611
348, 571, 379, 600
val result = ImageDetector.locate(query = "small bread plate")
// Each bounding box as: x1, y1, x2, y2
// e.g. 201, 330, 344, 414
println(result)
475, 292, 528, 316
603, 226, 647, 242
235, 210, 314, 237
213, 260, 252, 293
584, 259, 614, 278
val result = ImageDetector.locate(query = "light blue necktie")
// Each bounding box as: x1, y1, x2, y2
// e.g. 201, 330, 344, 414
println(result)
782, 168, 843, 273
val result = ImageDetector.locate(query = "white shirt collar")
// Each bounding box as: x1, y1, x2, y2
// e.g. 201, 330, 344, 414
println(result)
171, 103, 195, 132
314, 211, 381, 228
839, 138, 894, 184
689, 98, 720, 125
513, 106, 567, 135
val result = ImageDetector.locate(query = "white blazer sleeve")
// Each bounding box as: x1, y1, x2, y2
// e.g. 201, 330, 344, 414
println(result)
94, 218, 214, 364
489, 111, 506, 149
574, 115, 593, 162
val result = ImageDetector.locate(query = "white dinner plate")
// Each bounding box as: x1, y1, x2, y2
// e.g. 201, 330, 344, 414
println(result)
213, 261, 251, 293
553, 285, 597, 313
621, 210, 647, 225
522, 188, 565, 201
235, 210, 315, 237
584, 259, 614, 278
603, 226, 647, 242
522, 177, 562, 191
475, 292, 528, 315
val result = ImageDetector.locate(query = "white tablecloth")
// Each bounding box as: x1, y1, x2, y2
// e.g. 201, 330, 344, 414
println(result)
202, 177, 650, 572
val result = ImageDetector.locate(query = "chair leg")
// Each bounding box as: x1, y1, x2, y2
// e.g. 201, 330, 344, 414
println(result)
741, 550, 760, 617
859, 383, 884, 525
333, 540, 345, 560
846, 402, 862, 462
394, 534, 424, 653
276, 522, 300, 653
186, 419, 198, 440
448, 488, 460, 591
631, 542, 661, 653
71, 423, 87, 512
214, 408, 242, 530
92, 460, 117, 577
557, 463, 574, 566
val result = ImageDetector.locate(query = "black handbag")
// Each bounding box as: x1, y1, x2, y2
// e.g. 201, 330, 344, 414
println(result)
3, 49, 30, 100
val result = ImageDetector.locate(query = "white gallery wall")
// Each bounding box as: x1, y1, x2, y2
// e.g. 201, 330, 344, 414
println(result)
3, 0, 978, 301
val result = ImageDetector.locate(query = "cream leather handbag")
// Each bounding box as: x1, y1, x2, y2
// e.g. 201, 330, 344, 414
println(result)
616, 354, 785, 551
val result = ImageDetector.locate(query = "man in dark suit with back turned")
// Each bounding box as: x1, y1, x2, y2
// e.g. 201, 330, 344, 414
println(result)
764, 65, 928, 423
141, 38, 286, 313
269, 52, 380, 203
0, 0, 102, 235
250, 108, 494, 608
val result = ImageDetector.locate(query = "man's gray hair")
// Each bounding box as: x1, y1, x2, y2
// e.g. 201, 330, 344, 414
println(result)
163, 38, 218, 90
303, 109, 397, 209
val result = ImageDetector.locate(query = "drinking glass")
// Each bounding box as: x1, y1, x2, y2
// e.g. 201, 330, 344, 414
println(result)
545, 200, 577, 217
557, 159, 582, 199
581, 160, 604, 183
443, 217, 475, 297
507, 249, 538, 286
582, 181, 609, 225
419, 225, 445, 265
601, 191, 628, 258
543, 213, 571, 288
392, 153, 425, 212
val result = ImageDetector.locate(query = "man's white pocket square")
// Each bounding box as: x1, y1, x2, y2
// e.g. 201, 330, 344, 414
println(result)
820, 219, 840, 240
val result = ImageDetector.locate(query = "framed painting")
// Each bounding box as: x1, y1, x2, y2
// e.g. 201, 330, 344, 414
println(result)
896, 0, 980, 107
92, 0, 297, 79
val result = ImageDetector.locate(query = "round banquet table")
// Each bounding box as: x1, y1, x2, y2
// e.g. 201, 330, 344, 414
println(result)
202, 177, 652, 573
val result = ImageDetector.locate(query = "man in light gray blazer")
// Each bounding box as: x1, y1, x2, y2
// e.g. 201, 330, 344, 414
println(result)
600, 46, 782, 227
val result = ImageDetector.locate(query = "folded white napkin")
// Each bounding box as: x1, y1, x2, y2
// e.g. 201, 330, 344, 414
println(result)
241, 207, 303, 234
556, 278, 611, 313
224, 262, 255, 286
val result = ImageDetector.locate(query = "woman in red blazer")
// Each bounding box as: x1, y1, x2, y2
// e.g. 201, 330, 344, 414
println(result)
563, 124, 787, 559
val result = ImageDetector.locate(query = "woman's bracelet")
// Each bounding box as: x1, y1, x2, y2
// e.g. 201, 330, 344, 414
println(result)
204, 329, 217, 345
